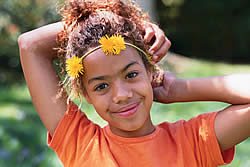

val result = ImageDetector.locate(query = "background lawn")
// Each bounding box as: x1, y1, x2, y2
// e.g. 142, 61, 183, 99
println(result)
0, 54, 250, 167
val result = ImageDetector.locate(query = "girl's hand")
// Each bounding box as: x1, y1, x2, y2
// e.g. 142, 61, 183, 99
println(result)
143, 22, 171, 64
152, 71, 177, 103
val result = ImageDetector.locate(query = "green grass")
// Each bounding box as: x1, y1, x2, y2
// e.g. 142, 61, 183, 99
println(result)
0, 55, 250, 166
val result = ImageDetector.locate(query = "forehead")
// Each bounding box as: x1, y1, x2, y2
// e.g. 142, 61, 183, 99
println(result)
83, 47, 144, 76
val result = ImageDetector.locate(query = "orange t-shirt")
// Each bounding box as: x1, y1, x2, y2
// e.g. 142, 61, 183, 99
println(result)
48, 102, 235, 167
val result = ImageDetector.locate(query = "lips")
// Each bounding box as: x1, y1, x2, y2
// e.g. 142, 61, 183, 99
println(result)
112, 102, 140, 117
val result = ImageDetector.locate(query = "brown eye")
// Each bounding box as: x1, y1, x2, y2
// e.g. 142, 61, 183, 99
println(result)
126, 71, 138, 79
94, 83, 109, 91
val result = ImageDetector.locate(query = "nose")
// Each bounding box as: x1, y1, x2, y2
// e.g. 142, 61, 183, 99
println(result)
112, 81, 133, 104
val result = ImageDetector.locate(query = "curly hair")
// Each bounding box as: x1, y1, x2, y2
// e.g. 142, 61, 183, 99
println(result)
56, 0, 160, 101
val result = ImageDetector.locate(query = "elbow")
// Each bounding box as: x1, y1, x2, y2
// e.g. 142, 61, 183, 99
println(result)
18, 33, 37, 64
18, 33, 33, 53
17, 34, 30, 52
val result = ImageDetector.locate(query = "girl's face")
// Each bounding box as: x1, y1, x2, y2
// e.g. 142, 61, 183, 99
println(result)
82, 47, 155, 137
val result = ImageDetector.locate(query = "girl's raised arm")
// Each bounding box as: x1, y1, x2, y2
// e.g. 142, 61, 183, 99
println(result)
154, 73, 250, 151
18, 22, 67, 135
212, 74, 250, 151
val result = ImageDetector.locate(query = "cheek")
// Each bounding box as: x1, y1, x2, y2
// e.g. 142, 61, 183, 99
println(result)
141, 76, 154, 106
91, 95, 109, 106
133, 77, 154, 104
89, 94, 111, 117
138, 75, 153, 95
137, 83, 153, 97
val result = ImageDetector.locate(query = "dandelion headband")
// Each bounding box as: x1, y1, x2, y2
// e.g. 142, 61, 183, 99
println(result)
66, 34, 152, 79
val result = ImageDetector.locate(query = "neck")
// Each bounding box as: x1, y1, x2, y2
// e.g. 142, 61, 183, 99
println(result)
109, 118, 155, 138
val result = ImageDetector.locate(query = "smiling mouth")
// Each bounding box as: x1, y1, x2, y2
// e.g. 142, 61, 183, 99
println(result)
112, 103, 140, 118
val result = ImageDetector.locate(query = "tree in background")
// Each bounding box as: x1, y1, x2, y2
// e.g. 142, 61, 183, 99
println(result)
0, 0, 59, 85
157, 0, 250, 63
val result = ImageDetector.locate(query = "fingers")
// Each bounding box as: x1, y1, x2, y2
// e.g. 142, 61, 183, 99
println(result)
152, 84, 167, 103
148, 24, 166, 54
151, 37, 171, 63
143, 22, 171, 64
151, 69, 164, 88
144, 23, 155, 44
152, 87, 162, 102
152, 71, 176, 103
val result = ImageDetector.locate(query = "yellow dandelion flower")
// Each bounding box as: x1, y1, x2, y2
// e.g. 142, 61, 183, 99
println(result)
110, 35, 126, 55
66, 56, 84, 78
99, 35, 126, 55
99, 35, 114, 55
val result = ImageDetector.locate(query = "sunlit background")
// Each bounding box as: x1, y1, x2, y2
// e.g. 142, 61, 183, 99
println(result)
0, 0, 250, 166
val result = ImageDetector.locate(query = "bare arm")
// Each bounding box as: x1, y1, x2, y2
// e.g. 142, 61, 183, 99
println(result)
154, 73, 250, 104
18, 22, 67, 135
184, 74, 250, 150
215, 103, 250, 151
154, 73, 250, 151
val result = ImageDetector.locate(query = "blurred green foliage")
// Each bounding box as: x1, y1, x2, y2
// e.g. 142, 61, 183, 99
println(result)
0, 0, 60, 85
157, 0, 250, 63
0, 85, 61, 166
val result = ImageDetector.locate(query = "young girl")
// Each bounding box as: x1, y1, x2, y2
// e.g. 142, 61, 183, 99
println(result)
18, 0, 250, 166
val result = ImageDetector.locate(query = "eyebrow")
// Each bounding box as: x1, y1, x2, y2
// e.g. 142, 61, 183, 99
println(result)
87, 61, 139, 85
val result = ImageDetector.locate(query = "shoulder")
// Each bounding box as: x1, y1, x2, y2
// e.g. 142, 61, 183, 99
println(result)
48, 101, 100, 151
158, 112, 234, 166
158, 112, 217, 135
